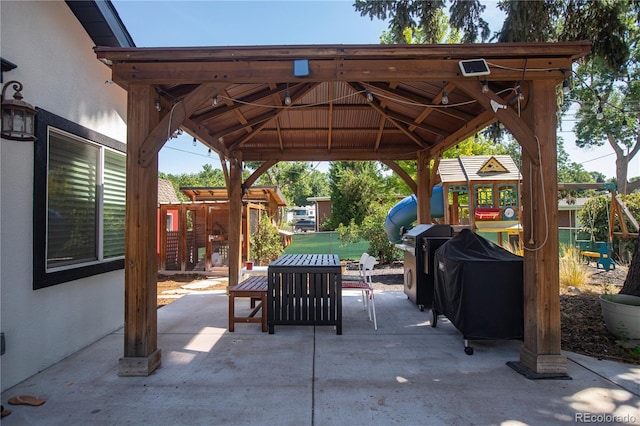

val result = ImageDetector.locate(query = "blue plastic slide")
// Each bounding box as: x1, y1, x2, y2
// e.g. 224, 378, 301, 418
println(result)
385, 185, 444, 243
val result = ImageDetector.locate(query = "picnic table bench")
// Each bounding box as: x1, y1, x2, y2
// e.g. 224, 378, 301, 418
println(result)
228, 275, 268, 332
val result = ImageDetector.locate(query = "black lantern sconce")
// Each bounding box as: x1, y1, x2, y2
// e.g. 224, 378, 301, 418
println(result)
1, 80, 36, 141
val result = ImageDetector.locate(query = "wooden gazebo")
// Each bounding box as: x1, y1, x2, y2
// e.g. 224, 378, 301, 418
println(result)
94, 42, 590, 378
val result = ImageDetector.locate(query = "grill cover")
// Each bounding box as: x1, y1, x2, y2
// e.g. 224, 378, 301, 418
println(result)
433, 229, 523, 340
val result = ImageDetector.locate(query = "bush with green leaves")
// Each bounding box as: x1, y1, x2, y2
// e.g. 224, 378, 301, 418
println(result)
250, 214, 283, 266
337, 201, 400, 265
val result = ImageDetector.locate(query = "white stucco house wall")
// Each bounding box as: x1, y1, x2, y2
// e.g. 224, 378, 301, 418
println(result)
1, 0, 133, 390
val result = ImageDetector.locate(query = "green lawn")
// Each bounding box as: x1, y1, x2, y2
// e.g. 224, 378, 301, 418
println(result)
283, 231, 369, 260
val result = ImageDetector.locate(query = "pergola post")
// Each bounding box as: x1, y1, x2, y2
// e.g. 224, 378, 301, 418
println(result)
416, 151, 432, 224
519, 79, 567, 375
228, 153, 244, 287
119, 83, 161, 376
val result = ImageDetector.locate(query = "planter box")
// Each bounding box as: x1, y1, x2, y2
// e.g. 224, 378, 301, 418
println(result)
599, 294, 640, 339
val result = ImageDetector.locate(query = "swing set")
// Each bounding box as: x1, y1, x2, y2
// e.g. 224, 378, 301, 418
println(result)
559, 183, 639, 271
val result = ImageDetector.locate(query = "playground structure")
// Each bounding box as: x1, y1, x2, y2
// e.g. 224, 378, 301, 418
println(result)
386, 155, 522, 245
559, 182, 639, 270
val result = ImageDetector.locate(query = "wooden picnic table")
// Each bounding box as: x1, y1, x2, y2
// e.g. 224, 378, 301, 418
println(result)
268, 254, 342, 334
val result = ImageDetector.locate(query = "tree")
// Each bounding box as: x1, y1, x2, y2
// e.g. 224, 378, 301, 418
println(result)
245, 161, 329, 207
160, 164, 227, 201
569, 51, 640, 194
326, 162, 388, 230
337, 200, 400, 264
355, 0, 489, 43
620, 234, 640, 296
250, 213, 283, 266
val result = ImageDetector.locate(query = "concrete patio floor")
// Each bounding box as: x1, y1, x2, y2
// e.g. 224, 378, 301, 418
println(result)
2, 288, 639, 425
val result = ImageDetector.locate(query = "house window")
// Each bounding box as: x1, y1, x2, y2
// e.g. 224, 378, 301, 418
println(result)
34, 109, 125, 289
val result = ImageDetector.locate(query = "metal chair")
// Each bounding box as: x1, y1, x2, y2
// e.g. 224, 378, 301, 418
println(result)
342, 255, 377, 330
342, 253, 370, 310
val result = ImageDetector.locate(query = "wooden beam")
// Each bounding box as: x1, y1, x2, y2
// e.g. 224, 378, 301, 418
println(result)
242, 147, 418, 162
119, 84, 161, 377
220, 88, 253, 135
194, 83, 288, 123
557, 183, 608, 190
228, 83, 319, 150
519, 79, 566, 376
182, 119, 229, 157
455, 80, 540, 165
96, 42, 591, 63
228, 153, 244, 287
434, 110, 497, 157
111, 58, 572, 84
347, 82, 429, 148
370, 81, 474, 124
139, 83, 227, 167
381, 160, 417, 194
327, 82, 334, 151
253, 127, 405, 134
244, 160, 277, 188
416, 151, 432, 223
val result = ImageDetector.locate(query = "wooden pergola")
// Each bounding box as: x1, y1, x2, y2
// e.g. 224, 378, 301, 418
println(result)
94, 42, 590, 377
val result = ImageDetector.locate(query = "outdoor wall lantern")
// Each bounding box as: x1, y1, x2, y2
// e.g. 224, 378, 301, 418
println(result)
1, 80, 36, 141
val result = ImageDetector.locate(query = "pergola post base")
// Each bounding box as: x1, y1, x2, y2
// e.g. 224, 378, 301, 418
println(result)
118, 349, 162, 376
512, 346, 569, 379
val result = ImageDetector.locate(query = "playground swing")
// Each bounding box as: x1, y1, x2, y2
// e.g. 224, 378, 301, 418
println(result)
577, 196, 616, 271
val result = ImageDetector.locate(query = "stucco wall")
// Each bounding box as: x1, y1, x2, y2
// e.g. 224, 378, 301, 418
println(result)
1, 1, 127, 390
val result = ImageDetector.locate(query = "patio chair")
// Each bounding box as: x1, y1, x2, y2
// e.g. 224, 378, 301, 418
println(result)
342, 255, 377, 330
342, 253, 370, 310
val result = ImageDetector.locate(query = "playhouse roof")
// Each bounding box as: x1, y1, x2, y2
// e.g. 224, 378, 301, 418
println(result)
180, 185, 288, 207
438, 155, 521, 184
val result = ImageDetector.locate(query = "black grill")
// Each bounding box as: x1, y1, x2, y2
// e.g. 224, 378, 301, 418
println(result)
398, 224, 452, 311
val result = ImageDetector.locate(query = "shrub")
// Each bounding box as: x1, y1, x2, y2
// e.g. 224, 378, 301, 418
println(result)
250, 214, 283, 266
337, 201, 400, 264
559, 245, 589, 289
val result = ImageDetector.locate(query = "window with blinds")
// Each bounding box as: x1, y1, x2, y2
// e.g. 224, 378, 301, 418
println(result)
34, 109, 126, 289
46, 130, 125, 270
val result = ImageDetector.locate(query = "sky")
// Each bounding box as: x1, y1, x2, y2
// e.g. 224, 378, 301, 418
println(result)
111, 0, 638, 180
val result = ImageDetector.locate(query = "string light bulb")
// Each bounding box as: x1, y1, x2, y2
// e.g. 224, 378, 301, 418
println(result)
192, 137, 197, 147
212, 96, 218, 106
596, 105, 604, 120
562, 78, 570, 95
155, 97, 161, 112
441, 90, 449, 105
207, 148, 212, 156
284, 83, 292, 105
481, 80, 489, 94
366, 88, 373, 102
517, 89, 525, 102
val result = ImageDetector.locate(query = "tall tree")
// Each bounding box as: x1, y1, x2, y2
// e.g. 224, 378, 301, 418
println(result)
497, 0, 639, 191
245, 161, 329, 207
160, 164, 227, 201
569, 48, 640, 194
355, 0, 489, 43
327, 162, 388, 229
